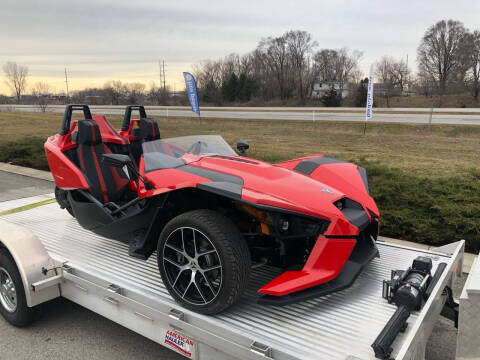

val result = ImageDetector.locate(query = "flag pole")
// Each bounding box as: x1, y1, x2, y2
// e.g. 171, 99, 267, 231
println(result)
183, 72, 201, 123
364, 64, 374, 135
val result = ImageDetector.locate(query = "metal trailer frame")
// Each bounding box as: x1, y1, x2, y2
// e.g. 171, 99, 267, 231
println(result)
456, 254, 480, 360
0, 195, 465, 360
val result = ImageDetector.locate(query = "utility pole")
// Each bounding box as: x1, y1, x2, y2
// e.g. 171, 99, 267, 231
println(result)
64, 68, 70, 102
158, 60, 162, 89
162, 60, 166, 91
158, 60, 167, 91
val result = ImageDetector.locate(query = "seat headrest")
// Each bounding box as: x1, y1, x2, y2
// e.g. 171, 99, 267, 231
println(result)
77, 120, 102, 145
140, 118, 160, 141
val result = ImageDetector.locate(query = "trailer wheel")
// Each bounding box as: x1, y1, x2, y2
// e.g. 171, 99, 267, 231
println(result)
0, 249, 39, 327
157, 209, 251, 314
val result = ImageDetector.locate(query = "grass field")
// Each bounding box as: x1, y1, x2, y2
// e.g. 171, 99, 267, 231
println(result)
0, 111, 479, 252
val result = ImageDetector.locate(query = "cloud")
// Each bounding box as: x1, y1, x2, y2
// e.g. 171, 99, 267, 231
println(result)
1, 0, 479, 93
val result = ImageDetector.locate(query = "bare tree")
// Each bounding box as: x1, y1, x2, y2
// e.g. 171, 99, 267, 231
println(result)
313, 48, 362, 93
148, 82, 170, 105
417, 19, 468, 94
31, 82, 52, 112
125, 82, 146, 104
375, 57, 396, 107
463, 30, 480, 100
258, 35, 290, 100
284, 30, 317, 100
390, 60, 410, 93
375, 56, 410, 107
3, 62, 29, 103
415, 70, 435, 97
103, 80, 126, 104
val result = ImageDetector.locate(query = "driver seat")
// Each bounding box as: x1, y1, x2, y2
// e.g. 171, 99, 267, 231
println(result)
76, 120, 130, 204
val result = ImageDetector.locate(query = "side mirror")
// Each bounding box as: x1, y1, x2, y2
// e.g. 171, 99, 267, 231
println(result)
102, 153, 132, 168
237, 140, 249, 155
102, 153, 139, 181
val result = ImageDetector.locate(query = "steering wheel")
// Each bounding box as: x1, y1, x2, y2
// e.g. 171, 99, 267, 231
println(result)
186, 141, 209, 155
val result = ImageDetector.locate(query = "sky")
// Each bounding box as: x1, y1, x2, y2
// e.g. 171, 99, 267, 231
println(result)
1, 0, 479, 95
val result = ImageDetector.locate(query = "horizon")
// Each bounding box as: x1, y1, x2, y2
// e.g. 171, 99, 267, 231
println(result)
1, 0, 479, 96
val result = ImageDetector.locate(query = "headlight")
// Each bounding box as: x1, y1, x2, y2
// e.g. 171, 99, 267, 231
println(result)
237, 202, 329, 238
269, 212, 329, 239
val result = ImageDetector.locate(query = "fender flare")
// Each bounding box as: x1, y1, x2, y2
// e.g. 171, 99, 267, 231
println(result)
0, 220, 60, 307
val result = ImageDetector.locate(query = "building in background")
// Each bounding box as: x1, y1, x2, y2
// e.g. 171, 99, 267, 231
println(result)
311, 81, 350, 99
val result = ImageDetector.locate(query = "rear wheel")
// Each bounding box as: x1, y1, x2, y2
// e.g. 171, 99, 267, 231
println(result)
0, 250, 39, 326
157, 210, 250, 314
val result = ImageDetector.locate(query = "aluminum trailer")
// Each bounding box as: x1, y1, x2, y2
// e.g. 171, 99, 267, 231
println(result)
0, 195, 465, 360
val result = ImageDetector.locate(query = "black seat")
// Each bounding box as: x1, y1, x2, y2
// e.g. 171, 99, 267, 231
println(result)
76, 120, 130, 204
140, 117, 160, 141
130, 118, 161, 165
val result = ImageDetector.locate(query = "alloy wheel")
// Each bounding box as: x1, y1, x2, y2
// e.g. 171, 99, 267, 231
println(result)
162, 227, 222, 305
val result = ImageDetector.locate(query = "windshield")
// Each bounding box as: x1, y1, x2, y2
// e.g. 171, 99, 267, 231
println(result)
142, 135, 238, 172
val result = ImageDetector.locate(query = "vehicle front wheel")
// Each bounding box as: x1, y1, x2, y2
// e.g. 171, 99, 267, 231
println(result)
157, 209, 251, 314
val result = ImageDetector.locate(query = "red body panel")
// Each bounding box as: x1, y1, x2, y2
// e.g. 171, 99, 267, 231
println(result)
276, 155, 379, 216
258, 236, 356, 295
45, 134, 89, 189
92, 115, 127, 145
140, 155, 375, 296
186, 156, 360, 235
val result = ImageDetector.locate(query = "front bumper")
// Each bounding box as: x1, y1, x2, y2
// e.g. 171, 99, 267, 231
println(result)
258, 231, 379, 305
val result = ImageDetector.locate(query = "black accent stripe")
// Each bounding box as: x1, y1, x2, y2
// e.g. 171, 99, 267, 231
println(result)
293, 156, 346, 175
178, 165, 244, 185
197, 182, 243, 200
357, 166, 369, 194
103, 116, 127, 144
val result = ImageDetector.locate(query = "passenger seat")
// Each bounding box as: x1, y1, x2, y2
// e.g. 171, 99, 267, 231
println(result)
130, 118, 161, 165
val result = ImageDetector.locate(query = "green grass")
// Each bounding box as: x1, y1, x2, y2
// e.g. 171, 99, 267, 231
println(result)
0, 112, 479, 252
0, 136, 49, 170
363, 161, 480, 251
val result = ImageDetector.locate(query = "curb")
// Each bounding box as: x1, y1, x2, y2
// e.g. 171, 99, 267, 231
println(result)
0, 162, 54, 182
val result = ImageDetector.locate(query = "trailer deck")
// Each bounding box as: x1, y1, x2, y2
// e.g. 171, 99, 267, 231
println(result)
0, 195, 464, 360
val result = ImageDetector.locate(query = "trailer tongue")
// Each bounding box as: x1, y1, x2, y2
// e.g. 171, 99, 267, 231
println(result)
0, 195, 464, 360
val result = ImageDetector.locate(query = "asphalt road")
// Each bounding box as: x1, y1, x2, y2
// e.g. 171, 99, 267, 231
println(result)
2, 104, 480, 125
0, 170, 466, 360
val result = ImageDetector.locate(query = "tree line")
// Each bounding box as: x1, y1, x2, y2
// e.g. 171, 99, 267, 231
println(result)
194, 19, 480, 106
2, 19, 480, 108
193, 31, 362, 105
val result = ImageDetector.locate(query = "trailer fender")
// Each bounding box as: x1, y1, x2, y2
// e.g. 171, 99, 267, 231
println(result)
0, 220, 60, 307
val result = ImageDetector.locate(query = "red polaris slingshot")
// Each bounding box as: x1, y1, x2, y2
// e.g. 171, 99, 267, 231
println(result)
45, 104, 380, 314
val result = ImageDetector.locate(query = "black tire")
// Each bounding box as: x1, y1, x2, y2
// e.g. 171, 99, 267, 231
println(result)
55, 187, 74, 217
157, 209, 251, 314
0, 249, 40, 327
